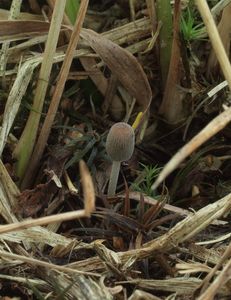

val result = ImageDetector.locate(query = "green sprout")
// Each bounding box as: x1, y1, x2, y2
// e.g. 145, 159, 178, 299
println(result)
181, 7, 205, 43
132, 163, 161, 198
65, 0, 80, 25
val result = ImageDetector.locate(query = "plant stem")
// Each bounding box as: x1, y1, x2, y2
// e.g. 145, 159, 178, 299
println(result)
156, 0, 173, 89
159, 0, 182, 124
108, 161, 121, 197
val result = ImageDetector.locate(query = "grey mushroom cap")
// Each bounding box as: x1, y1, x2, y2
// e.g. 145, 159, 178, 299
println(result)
106, 122, 135, 162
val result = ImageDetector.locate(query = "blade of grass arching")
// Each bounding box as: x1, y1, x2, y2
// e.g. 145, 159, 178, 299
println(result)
0, 0, 22, 88
21, 0, 89, 189
13, 1, 67, 184
156, 0, 173, 89
0, 160, 20, 223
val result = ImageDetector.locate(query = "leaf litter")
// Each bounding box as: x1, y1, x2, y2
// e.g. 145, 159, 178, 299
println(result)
0, 0, 230, 299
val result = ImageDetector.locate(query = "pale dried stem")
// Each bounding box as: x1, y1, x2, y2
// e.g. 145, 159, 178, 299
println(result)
195, 0, 231, 88
0, 0, 22, 87
207, 2, 231, 75
0, 209, 86, 234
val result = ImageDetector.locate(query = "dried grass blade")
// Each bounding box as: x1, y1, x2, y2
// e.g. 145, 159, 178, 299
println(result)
0, 20, 51, 42
0, 250, 100, 277
0, 226, 73, 247
0, 59, 40, 156
0, 159, 30, 250
121, 277, 229, 297
196, 242, 231, 299
0, 209, 85, 234
207, 2, 231, 75
21, 0, 89, 189
0, 0, 22, 86
197, 256, 231, 299
14, 0, 67, 183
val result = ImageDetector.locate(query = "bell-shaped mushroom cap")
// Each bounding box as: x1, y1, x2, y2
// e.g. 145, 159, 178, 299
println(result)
106, 122, 135, 162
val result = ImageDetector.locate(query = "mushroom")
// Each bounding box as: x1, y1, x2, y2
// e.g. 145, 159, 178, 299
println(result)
106, 122, 135, 196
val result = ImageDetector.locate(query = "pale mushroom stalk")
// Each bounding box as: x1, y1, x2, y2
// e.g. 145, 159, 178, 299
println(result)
107, 161, 121, 197
106, 122, 135, 197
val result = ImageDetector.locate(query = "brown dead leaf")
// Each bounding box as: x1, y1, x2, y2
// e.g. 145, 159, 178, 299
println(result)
81, 28, 152, 112
0, 20, 51, 41
16, 182, 51, 217
16, 145, 72, 217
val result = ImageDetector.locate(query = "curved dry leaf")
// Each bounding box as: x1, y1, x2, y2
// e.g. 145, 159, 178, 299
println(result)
81, 28, 152, 112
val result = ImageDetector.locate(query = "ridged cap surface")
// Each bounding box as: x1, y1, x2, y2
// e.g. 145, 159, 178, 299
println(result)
106, 122, 135, 162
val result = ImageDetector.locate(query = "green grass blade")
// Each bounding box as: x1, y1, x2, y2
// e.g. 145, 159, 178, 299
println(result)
65, 0, 80, 25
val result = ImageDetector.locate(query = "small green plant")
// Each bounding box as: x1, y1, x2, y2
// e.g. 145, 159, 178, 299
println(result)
181, 7, 205, 43
132, 163, 161, 197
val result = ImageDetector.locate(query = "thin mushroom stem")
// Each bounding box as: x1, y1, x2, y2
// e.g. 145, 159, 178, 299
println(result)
107, 161, 121, 197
